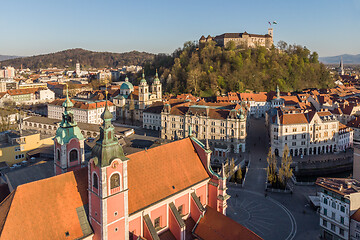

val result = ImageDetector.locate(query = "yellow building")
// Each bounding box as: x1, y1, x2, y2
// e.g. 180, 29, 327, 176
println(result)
0, 130, 53, 166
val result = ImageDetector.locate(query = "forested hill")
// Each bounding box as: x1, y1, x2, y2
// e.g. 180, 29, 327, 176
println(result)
147, 41, 333, 96
0, 48, 155, 69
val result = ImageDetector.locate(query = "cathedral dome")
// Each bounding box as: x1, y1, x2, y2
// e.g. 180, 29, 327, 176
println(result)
120, 81, 134, 90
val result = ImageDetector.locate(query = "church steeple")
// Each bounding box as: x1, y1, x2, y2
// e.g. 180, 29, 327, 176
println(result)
91, 96, 128, 167
54, 84, 85, 175
89, 90, 130, 240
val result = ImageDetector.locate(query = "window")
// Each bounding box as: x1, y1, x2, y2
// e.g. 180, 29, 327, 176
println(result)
57, 149, 60, 162
69, 149, 78, 162
15, 146, 20, 152
331, 224, 335, 231
332, 202, 336, 209
154, 217, 161, 230
340, 216, 344, 224
178, 205, 184, 216
322, 219, 327, 227
292, 135, 296, 140
339, 228, 344, 236
331, 212, 335, 220
324, 198, 328, 204
93, 173, 98, 189
110, 173, 120, 189
340, 206, 345, 213
324, 208, 327, 216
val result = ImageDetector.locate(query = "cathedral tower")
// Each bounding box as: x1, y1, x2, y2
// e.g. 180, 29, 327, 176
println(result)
138, 71, 149, 109
151, 69, 162, 101
53, 86, 85, 175
89, 99, 130, 240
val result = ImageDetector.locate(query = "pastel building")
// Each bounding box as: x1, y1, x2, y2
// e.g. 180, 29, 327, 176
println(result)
0, 95, 261, 240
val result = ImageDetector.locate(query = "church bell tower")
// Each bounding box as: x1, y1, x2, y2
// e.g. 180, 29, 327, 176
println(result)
89, 95, 130, 240
53, 86, 85, 175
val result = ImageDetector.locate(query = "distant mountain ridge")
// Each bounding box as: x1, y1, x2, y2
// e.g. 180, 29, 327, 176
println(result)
0, 55, 22, 61
319, 54, 360, 64
0, 48, 155, 69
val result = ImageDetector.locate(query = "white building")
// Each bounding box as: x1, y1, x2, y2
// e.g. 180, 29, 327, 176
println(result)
239, 92, 270, 117
48, 99, 116, 124
317, 177, 360, 240
350, 209, 360, 240
160, 102, 248, 166
0, 66, 15, 79
38, 89, 55, 102
142, 101, 164, 130
270, 108, 353, 157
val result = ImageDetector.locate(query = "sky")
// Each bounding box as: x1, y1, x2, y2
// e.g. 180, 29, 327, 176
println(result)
1, 0, 359, 57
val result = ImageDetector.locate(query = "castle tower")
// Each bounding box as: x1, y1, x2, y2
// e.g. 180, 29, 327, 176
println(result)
53, 86, 85, 175
151, 69, 162, 101
138, 71, 149, 109
89, 99, 129, 240
268, 28, 273, 37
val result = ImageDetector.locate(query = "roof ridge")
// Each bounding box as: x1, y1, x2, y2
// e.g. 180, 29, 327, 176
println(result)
0, 190, 16, 236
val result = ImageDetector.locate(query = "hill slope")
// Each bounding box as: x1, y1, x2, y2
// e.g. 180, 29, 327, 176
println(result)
147, 41, 332, 95
0, 48, 155, 69
319, 54, 360, 64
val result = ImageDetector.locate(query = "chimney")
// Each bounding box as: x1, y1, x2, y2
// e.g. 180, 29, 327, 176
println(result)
339, 185, 344, 192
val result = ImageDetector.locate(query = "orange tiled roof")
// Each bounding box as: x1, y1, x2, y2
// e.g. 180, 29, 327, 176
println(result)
0, 168, 90, 240
50, 99, 114, 110
280, 113, 308, 125
193, 206, 262, 240
7, 88, 39, 96
127, 138, 210, 214
351, 208, 360, 222
239, 92, 267, 102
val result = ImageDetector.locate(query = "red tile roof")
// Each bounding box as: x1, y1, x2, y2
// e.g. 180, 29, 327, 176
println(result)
7, 88, 39, 96
193, 206, 262, 240
351, 208, 360, 222
0, 168, 90, 240
127, 138, 210, 214
50, 99, 114, 110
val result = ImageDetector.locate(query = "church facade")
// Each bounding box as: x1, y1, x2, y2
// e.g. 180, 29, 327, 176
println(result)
113, 71, 162, 122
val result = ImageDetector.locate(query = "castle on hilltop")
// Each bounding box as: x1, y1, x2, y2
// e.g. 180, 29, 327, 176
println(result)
200, 28, 273, 49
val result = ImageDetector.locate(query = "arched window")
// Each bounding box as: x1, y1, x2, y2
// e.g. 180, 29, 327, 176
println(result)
110, 173, 120, 189
93, 173, 98, 189
57, 149, 60, 162
70, 149, 78, 162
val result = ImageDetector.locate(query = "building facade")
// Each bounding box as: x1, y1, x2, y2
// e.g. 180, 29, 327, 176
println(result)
317, 178, 360, 240
200, 28, 273, 49
48, 99, 116, 124
160, 102, 247, 165
270, 109, 351, 157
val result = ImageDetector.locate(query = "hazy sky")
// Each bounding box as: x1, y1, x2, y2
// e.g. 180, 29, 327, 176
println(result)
1, 0, 359, 57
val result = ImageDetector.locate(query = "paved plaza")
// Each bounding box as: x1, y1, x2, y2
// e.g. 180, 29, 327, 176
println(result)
227, 118, 321, 240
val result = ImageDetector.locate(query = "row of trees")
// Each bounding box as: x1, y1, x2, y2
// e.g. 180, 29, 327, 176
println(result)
146, 40, 333, 96
267, 146, 293, 189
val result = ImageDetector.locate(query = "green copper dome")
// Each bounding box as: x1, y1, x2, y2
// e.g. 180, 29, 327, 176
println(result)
120, 81, 134, 90
140, 71, 147, 84
54, 87, 84, 144
154, 69, 160, 83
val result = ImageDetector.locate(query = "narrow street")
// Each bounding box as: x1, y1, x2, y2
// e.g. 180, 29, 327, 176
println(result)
243, 117, 269, 192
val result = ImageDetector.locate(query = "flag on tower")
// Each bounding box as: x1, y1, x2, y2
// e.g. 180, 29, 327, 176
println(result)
273, 21, 278, 24
268, 21, 271, 26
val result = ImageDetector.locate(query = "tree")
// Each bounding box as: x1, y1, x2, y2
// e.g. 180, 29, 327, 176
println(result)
229, 158, 235, 178
236, 168, 243, 184
278, 145, 293, 188
266, 148, 277, 186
